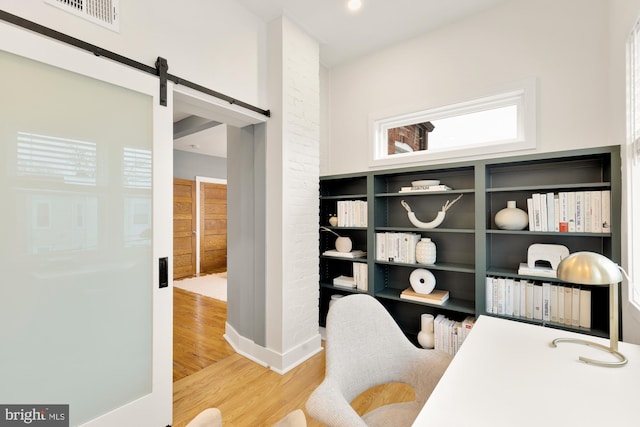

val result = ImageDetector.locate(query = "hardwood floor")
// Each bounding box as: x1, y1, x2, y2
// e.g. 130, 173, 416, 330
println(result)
173, 287, 235, 382
172, 287, 414, 427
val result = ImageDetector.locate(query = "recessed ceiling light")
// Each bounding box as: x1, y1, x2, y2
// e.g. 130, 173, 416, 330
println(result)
347, 0, 362, 12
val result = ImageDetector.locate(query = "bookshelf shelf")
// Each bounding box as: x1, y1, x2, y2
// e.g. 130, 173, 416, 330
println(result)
320, 255, 368, 262
375, 260, 475, 274
485, 313, 609, 339
376, 226, 475, 234
485, 182, 611, 193
375, 188, 475, 197
486, 229, 611, 237
319, 145, 620, 343
319, 281, 368, 292
375, 288, 476, 314
320, 194, 367, 200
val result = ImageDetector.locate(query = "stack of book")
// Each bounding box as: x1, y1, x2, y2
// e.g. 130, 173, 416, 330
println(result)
400, 288, 449, 305
323, 249, 366, 258
485, 276, 591, 328
375, 232, 421, 263
526, 190, 610, 233
332, 275, 355, 289
517, 263, 557, 278
399, 184, 452, 193
332, 262, 368, 291
433, 314, 475, 356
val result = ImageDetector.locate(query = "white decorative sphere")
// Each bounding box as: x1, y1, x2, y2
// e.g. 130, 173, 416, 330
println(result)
409, 268, 436, 294
335, 236, 352, 253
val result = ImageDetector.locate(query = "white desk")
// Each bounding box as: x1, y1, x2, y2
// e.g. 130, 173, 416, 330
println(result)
413, 315, 640, 426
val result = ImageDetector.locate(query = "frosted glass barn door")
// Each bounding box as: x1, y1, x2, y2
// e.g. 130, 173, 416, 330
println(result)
0, 24, 172, 427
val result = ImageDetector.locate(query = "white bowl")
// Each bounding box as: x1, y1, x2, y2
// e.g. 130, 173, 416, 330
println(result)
412, 179, 440, 187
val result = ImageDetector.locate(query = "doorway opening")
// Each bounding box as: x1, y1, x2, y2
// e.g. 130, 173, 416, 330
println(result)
170, 86, 266, 387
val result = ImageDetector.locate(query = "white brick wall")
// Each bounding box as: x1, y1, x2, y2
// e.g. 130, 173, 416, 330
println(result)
281, 18, 321, 351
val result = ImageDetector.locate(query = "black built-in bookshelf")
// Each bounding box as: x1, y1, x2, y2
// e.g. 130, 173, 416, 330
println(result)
318, 146, 621, 342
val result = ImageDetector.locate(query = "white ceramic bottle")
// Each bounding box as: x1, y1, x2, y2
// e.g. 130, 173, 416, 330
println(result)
495, 200, 529, 230
417, 314, 435, 349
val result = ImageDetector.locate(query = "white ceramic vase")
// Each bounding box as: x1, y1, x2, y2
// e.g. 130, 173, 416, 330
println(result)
417, 314, 435, 349
415, 238, 436, 264
335, 236, 352, 253
495, 200, 529, 230
329, 215, 338, 226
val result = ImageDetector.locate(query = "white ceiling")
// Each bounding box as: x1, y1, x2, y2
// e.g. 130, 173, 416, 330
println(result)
174, 123, 228, 158
175, 0, 513, 157
234, 0, 513, 67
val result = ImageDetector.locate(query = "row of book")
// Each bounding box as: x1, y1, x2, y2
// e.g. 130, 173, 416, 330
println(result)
331, 262, 368, 291
336, 200, 368, 227
485, 276, 592, 328
526, 190, 610, 233
434, 314, 475, 356
375, 232, 422, 263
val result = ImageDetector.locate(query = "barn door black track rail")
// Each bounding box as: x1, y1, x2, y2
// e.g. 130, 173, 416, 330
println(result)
0, 9, 271, 117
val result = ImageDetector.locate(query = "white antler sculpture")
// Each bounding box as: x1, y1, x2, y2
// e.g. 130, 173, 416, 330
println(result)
400, 194, 463, 229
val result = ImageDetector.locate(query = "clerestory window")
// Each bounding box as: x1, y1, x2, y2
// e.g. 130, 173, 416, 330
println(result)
371, 78, 537, 166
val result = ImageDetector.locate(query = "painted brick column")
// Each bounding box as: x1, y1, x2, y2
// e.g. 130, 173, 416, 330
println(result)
264, 16, 322, 373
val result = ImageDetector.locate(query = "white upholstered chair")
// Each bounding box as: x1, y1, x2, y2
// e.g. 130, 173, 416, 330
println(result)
272, 409, 307, 427
185, 408, 222, 427
306, 294, 451, 427
185, 407, 306, 427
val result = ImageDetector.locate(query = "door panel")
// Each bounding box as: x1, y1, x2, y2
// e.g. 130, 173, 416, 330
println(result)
200, 182, 227, 274
173, 179, 196, 279
0, 23, 171, 427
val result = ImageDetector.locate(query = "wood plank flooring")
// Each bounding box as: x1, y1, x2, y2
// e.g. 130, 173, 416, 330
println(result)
173, 287, 234, 382
172, 287, 414, 427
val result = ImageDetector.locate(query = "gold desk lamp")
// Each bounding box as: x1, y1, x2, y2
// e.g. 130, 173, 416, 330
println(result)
551, 251, 627, 367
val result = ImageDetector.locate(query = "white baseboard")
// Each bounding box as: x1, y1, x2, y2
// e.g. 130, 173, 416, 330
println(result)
224, 322, 323, 374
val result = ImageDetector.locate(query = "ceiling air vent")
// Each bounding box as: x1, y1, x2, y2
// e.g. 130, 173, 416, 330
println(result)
45, 0, 120, 32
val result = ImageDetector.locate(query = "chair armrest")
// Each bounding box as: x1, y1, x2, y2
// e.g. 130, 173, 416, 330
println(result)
306, 378, 368, 427
402, 348, 452, 405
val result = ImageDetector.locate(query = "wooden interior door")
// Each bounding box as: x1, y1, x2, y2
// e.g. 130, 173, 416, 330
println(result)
173, 179, 196, 279
200, 182, 227, 274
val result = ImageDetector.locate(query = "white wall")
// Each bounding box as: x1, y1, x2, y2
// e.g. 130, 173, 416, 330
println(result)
322, 0, 613, 175
0, 0, 267, 106
173, 151, 227, 180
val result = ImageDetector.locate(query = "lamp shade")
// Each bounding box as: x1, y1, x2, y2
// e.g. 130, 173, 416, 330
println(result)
556, 252, 622, 285
553, 251, 626, 367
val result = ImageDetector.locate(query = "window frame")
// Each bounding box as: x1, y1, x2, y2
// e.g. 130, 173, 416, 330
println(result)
369, 78, 537, 167
626, 16, 640, 312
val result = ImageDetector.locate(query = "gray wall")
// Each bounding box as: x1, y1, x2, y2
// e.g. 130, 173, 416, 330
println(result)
226, 123, 267, 346
173, 150, 227, 180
